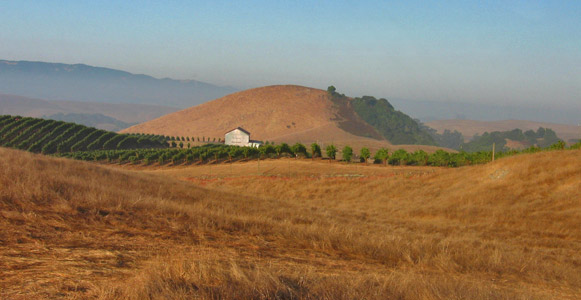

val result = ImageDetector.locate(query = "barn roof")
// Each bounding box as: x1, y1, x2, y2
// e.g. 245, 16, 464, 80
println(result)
225, 127, 250, 135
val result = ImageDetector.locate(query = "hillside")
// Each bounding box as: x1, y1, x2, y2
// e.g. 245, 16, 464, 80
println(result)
0, 60, 236, 108
122, 85, 445, 152
0, 93, 178, 130
427, 119, 580, 143
1, 147, 580, 298
123, 85, 384, 143
348, 95, 436, 145
0, 115, 167, 154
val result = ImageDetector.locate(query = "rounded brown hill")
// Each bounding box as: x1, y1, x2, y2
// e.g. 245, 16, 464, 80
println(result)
122, 85, 394, 148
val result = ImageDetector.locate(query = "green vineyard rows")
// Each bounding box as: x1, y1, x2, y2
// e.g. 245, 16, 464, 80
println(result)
1, 115, 578, 167
0, 115, 169, 154
55, 140, 580, 168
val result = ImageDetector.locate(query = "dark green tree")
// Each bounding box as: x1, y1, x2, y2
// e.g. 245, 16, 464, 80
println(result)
259, 144, 276, 158
389, 149, 409, 165
428, 150, 450, 166
374, 148, 389, 165
326, 145, 337, 160
228, 147, 242, 161
342, 146, 353, 162
311, 143, 322, 158
291, 143, 308, 158
275, 143, 292, 157
409, 150, 428, 166
359, 147, 371, 164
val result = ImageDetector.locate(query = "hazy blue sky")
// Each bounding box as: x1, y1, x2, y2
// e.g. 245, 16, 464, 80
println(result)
1, 1, 580, 108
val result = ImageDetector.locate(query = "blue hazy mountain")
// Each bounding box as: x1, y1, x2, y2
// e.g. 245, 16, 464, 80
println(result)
0, 60, 237, 108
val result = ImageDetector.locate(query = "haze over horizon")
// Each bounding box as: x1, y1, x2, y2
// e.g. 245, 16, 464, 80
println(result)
1, 1, 580, 112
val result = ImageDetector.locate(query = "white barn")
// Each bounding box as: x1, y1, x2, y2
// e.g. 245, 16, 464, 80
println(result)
224, 127, 262, 147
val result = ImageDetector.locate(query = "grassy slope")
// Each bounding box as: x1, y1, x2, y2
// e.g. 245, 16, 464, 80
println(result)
1, 148, 580, 299
121, 85, 451, 153
120, 85, 366, 142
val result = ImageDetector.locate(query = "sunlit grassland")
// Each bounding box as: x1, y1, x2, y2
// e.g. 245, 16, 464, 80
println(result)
1, 148, 579, 299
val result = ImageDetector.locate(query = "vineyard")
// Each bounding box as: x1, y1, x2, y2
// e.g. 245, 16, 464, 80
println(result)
55, 140, 581, 167
2, 115, 579, 167
0, 115, 167, 154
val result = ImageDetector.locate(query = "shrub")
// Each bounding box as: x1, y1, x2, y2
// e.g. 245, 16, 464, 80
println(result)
291, 143, 307, 158
311, 143, 322, 158
408, 150, 428, 166
359, 147, 370, 163
259, 144, 276, 158
389, 149, 408, 166
242, 147, 259, 159
374, 148, 389, 165
549, 141, 566, 151
275, 143, 292, 157
449, 152, 468, 167
228, 147, 243, 160
342, 146, 353, 162
428, 150, 450, 167
326, 145, 337, 160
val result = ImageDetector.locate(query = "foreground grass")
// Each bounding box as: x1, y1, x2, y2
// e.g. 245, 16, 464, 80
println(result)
0, 148, 579, 299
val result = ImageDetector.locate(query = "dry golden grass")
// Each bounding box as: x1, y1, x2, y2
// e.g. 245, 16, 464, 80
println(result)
121, 85, 365, 142
1, 147, 580, 299
121, 85, 454, 152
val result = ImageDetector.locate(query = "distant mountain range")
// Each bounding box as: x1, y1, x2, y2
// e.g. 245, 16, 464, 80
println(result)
0, 93, 178, 131
0, 60, 237, 108
390, 98, 579, 125
1, 59, 577, 138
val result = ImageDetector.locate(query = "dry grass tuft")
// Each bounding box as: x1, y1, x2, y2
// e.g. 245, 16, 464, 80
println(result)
1, 148, 579, 299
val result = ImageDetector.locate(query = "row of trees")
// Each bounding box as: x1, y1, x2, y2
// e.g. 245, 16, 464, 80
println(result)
3, 115, 577, 168
56, 140, 580, 168
167, 136, 222, 143
461, 127, 561, 152
421, 124, 564, 152
0, 115, 168, 154
327, 86, 437, 145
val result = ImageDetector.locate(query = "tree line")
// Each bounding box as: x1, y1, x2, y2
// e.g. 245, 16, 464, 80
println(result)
56, 139, 580, 168
327, 86, 436, 145
2, 114, 578, 167
422, 125, 563, 152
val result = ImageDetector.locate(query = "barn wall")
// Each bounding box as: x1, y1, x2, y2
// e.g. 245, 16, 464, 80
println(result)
225, 129, 250, 146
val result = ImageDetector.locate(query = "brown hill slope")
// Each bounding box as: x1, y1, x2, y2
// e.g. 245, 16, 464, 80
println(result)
427, 119, 580, 143
1, 147, 580, 298
122, 85, 388, 144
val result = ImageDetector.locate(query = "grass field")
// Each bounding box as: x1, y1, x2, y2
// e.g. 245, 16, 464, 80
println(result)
1, 147, 579, 299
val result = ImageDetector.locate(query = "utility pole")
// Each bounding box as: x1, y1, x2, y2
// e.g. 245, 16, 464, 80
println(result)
492, 142, 495, 162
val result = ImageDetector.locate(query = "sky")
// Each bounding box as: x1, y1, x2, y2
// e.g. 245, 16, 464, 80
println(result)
1, 0, 580, 109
